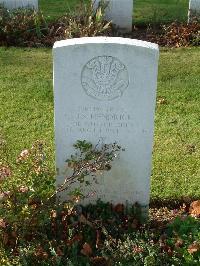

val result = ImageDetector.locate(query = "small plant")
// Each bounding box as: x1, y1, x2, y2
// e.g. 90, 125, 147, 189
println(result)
55, 140, 122, 201
0, 139, 122, 264
0, 6, 48, 46
0, 138, 199, 265
0, 1, 111, 47
54, 0, 111, 39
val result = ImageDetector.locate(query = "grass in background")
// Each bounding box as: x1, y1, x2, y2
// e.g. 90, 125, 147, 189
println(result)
134, 0, 189, 25
39, 0, 87, 21
39, 0, 189, 24
0, 47, 199, 200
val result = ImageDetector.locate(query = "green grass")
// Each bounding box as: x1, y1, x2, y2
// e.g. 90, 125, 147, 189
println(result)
0, 47, 199, 200
153, 47, 200, 199
0, 48, 54, 163
134, 0, 189, 25
39, 0, 80, 21
39, 0, 189, 24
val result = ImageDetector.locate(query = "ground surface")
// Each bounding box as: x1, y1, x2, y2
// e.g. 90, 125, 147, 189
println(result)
0, 1, 199, 265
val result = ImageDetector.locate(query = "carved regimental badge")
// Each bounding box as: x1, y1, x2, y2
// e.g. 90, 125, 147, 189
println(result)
81, 56, 129, 101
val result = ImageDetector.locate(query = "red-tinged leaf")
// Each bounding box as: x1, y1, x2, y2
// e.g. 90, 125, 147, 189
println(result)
131, 219, 139, 229
175, 238, 184, 248
56, 247, 63, 256
3, 233, 9, 245
66, 234, 82, 246
189, 200, 200, 217
81, 242, 92, 256
188, 242, 200, 254
114, 203, 124, 213
73, 234, 83, 242
50, 210, 57, 218
91, 256, 108, 266
132, 245, 144, 254
79, 214, 93, 227
96, 229, 101, 248
11, 231, 17, 238
35, 246, 49, 260
0, 218, 6, 228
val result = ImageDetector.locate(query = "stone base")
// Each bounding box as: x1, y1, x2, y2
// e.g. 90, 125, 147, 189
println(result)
188, 10, 200, 23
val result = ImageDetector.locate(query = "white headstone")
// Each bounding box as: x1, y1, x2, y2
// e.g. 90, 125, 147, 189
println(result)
0, 0, 38, 10
93, 0, 133, 32
53, 37, 159, 210
188, 0, 200, 22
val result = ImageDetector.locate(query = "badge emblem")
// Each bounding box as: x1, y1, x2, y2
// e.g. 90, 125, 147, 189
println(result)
81, 56, 129, 101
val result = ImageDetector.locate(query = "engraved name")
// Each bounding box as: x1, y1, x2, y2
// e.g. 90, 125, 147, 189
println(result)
65, 106, 133, 136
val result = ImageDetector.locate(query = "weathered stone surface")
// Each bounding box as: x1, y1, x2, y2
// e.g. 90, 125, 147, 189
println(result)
0, 0, 38, 10
93, 0, 133, 32
188, 0, 200, 22
53, 37, 159, 208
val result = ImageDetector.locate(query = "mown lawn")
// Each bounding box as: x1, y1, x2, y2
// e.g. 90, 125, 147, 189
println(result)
134, 0, 188, 25
0, 47, 199, 200
39, 0, 189, 24
39, 0, 79, 21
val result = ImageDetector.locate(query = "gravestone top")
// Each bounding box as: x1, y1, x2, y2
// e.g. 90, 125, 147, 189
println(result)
53, 37, 158, 50
53, 37, 159, 210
